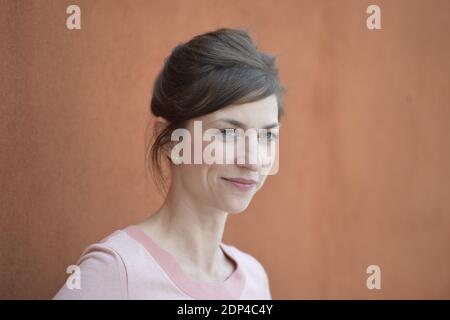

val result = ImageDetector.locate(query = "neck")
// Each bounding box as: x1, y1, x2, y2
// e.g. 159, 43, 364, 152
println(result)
141, 172, 229, 273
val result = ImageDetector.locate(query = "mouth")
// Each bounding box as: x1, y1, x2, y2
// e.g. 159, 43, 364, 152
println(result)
221, 177, 257, 192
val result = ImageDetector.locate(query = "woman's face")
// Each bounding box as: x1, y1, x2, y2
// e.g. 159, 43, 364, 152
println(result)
170, 94, 280, 214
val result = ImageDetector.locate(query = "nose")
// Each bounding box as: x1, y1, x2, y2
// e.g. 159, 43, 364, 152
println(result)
235, 132, 262, 172
236, 158, 261, 171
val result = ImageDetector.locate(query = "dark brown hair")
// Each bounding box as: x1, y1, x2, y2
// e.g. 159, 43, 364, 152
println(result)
146, 28, 286, 195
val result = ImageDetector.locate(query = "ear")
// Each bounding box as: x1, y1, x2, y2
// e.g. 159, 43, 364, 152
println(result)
153, 116, 169, 137
153, 116, 174, 160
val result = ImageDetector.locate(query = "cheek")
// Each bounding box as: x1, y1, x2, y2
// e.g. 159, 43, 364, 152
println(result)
256, 175, 269, 191
202, 138, 229, 164
185, 162, 220, 193
179, 164, 204, 188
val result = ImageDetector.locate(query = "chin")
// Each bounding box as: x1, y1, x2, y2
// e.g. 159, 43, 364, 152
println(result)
223, 200, 252, 214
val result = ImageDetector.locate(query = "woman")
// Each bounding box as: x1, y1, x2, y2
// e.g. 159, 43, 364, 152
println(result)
54, 28, 285, 300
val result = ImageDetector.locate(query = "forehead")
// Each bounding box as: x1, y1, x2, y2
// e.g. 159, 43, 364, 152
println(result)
204, 94, 278, 127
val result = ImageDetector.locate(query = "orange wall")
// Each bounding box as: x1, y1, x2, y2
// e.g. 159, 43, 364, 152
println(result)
1, 0, 450, 299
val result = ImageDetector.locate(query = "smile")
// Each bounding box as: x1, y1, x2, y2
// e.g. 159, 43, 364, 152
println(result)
221, 177, 257, 192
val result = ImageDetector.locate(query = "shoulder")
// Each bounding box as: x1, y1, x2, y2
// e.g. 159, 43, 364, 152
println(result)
223, 243, 270, 283
87, 229, 134, 256
74, 230, 133, 273
223, 243, 272, 299
53, 230, 131, 300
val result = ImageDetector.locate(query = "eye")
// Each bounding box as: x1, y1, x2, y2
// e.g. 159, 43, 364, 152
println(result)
219, 128, 237, 141
259, 130, 279, 142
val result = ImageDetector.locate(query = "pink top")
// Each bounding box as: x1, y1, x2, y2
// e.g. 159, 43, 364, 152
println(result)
53, 225, 272, 300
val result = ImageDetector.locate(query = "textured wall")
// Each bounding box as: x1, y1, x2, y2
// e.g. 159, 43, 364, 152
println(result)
1, 0, 449, 299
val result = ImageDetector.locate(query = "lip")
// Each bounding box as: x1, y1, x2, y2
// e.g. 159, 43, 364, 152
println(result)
221, 177, 257, 192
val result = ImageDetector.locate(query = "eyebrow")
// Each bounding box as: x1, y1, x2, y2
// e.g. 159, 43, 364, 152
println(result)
213, 118, 280, 129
